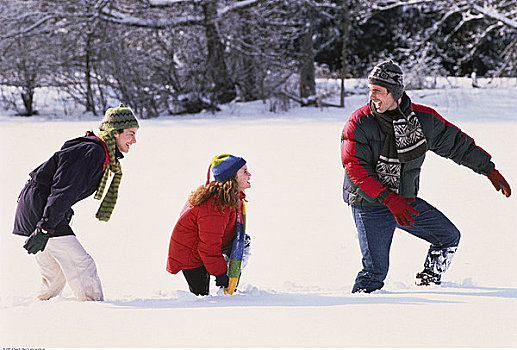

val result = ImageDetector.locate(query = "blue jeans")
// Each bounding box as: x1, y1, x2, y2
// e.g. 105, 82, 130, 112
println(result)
351, 198, 460, 292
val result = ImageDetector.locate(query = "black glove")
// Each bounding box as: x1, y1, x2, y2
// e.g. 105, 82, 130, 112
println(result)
23, 227, 50, 254
215, 273, 229, 288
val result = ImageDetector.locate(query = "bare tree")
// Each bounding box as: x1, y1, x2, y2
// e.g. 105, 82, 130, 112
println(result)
2, 0, 514, 118
0, 0, 58, 115
363, 0, 517, 77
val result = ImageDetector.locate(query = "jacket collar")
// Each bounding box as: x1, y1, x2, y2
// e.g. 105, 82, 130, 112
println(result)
115, 147, 124, 160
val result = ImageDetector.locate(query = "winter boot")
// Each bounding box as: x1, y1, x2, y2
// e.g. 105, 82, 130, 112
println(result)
415, 269, 441, 286
416, 246, 457, 286
352, 284, 383, 293
352, 271, 384, 293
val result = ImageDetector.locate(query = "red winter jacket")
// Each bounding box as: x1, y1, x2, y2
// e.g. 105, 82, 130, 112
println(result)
166, 194, 244, 277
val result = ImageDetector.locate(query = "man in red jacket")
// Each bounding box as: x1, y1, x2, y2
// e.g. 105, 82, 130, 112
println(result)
341, 60, 511, 293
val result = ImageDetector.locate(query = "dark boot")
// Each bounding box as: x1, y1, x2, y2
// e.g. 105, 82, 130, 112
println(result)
415, 269, 441, 286
424, 247, 457, 274
352, 271, 384, 293
416, 246, 457, 286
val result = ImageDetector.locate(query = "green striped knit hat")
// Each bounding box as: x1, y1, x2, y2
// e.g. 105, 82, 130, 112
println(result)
99, 104, 139, 133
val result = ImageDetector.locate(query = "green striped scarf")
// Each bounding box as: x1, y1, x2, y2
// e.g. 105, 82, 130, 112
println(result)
94, 130, 122, 222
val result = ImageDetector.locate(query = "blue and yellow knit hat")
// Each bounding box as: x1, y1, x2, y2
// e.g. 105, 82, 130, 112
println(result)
206, 154, 246, 184
100, 104, 139, 133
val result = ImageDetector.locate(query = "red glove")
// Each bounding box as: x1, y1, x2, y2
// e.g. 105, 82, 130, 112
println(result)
383, 192, 420, 227
488, 168, 511, 197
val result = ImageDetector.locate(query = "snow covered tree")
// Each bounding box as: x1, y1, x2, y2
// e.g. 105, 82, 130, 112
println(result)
97, 0, 240, 113
221, 0, 301, 102
313, 0, 516, 79
417, 0, 517, 77
0, 0, 59, 115
2, 0, 514, 117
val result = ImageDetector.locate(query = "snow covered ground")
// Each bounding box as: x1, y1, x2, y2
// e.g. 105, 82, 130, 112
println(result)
1, 80, 516, 347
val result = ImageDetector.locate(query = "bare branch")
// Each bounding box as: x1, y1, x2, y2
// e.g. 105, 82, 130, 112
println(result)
219, 0, 264, 16
444, 10, 484, 43
457, 22, 503, 65
372, 0, 436, 11
99, 0, 265, 29
99, 7, 205, 28
148, 0, 204, 6
471, 4, 517, 29
0, 15, 58, 40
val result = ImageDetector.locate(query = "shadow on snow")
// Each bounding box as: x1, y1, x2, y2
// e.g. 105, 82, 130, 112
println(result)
105, 283, 517, 310
106, 290, 451, 310
388, 282, 517, 299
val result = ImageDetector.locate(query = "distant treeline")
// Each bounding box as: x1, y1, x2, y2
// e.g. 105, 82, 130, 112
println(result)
0, 0, 515, 117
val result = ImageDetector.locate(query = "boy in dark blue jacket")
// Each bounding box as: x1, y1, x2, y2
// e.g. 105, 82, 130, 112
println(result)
13, 104, 139, 301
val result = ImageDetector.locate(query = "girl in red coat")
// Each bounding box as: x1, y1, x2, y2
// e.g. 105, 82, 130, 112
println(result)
167, 154, 252, 295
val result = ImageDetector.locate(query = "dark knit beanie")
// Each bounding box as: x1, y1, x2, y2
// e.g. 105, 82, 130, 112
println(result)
100, 104, 139, 132
206, 154, 246, 184
368, 60, 404, 101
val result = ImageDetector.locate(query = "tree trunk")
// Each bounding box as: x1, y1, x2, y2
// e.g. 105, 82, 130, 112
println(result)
85, 34, 96, 114
21, 86, 34, 116
299, 17, 316, 99
236, 12, 260, 101
202, 0, 236, 104
340, 0, 350, 108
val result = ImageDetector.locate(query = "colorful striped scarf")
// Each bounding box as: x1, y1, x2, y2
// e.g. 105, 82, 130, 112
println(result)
225, 198, 246, 295
94, 130, 122, 222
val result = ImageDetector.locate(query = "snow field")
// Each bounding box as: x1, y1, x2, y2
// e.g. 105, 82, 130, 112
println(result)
0, 86, 516, 347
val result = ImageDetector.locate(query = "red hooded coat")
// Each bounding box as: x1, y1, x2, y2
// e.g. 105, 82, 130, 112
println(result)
166, 194, 244, 277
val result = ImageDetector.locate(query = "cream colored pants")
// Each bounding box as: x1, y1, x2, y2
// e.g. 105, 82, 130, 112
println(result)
35, 235, 103, 301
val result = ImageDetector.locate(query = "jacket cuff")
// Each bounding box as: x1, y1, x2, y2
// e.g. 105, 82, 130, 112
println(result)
36, 218, 54, 235
206, 260, 228, 277
376, 188, 393, 205
483, 162, 496, 177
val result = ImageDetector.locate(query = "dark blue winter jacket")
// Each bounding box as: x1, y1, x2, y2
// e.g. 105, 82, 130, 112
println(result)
13, 136, 112, 237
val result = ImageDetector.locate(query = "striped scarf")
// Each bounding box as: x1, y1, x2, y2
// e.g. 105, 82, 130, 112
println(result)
371, 94, 427, 193
94, 130, 122, 221
225, 199, 246, 295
